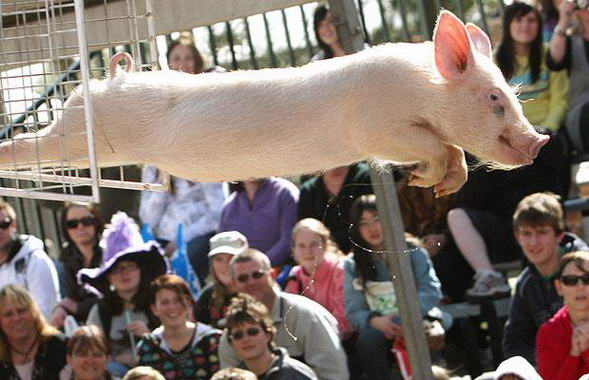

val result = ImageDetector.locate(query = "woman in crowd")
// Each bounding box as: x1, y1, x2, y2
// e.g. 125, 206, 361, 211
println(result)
51, 202, 104, 328
139, 35, 225, 283
122, 366, 165, 380
62, 325, 115, 380
137, 274, 222, 379
537, 251, 589, 379
495, 1, 568, 132
194, 231, 247, 328
219, 178, 299, 267
0, 284, 67, 380
284, 218, 351, 338
344, 194, 444, 380
547, 0, 589, 156
225, 294, 317, 379
311, 4, 346, 61
79, 212, 167, 377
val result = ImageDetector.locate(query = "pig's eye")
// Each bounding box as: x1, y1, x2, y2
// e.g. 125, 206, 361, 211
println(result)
489, 93, 499, 102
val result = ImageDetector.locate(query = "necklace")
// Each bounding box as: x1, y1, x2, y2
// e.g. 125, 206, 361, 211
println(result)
9, 335, 38, 362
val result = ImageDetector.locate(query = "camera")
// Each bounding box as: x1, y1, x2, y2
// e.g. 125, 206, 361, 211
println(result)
573, 0, 589, 10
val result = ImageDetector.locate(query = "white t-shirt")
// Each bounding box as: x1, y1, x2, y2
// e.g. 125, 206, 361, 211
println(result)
14, 361, 34, 380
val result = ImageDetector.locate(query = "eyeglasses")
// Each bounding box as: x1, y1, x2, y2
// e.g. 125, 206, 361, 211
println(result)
560, 274, 589, 286
109, 262, 139, 275
65, 216, 96, 229
0, 217, 12, 230
230, 327, 261, 341
236, 269, 267, 283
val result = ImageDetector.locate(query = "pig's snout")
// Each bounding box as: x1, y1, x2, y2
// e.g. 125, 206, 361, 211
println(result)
528, 133, 549, 159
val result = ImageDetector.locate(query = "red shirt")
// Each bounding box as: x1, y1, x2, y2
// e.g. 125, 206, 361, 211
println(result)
537, 306, 589, 380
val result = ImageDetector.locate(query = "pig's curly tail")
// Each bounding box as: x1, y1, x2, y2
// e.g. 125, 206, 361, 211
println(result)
109, 52, 134, 79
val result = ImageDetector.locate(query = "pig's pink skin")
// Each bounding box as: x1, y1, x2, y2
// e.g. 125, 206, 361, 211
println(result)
0, 11, 547, 197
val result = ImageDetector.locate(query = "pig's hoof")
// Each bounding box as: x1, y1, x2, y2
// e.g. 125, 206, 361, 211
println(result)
408, 162, 444, 188
408, 173, 437, 188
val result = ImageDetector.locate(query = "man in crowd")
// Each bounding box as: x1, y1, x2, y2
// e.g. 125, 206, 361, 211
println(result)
0, 200, 60, 319
218, 248, 349, 380
503, 192, 589, 365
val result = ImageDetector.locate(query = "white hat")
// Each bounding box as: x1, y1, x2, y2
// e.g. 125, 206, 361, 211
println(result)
493, 356, 542, 380
208, 231, 249, 258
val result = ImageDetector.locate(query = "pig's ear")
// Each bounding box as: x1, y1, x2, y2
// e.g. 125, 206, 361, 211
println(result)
466, 23, 492, 58
433, 10, 472, 80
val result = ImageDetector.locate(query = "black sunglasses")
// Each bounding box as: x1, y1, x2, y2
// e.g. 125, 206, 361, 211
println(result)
230, 327, 261, 341
0, 217, 12, 230
560, 274, 589, 287
236, 269, 267, 283
65, 216, 96, 229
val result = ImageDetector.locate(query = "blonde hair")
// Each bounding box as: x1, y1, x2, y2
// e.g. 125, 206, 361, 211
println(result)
211, 367, 257, 380
0, 200, 16, 221
0, 284, 59, 361
122, 366, 165, 380
291, 218, 345, 259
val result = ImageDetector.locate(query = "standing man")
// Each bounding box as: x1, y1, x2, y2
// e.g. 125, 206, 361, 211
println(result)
0, 200, 60, 319
219, 249, 349, 380
503, 192, 589, 365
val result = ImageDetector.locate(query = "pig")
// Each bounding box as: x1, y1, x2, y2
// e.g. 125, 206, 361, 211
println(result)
0, 10, 548, 197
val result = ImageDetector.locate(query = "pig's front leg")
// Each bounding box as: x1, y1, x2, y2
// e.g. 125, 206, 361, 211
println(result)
433, 144, 467, 197
404, 128, 450, 190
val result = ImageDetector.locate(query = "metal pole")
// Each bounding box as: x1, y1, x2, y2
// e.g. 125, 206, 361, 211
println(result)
328, 0, 434, 377
74, 0, 100, 204
417, 0, 438, 39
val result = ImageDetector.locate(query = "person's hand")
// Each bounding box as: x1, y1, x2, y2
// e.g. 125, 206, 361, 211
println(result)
369, 315, 403, 340
558, 0, 575, 30
164, 241, 177, 258
422, 233, 447, 257
60, 298, 78, 314
127, 320, 150, 337
571, 327, 586, 356
50, 306, 67, 328
575, 324, 589, 353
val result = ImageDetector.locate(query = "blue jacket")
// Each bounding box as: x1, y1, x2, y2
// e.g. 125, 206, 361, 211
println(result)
343, 246, 442, 329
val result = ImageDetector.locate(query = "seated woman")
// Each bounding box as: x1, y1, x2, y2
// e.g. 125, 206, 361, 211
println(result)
194, 231, 248, 328
0, 284, 67, 380
225, 293, 317, 380
344, 194, 444, 380
61, 325, 115, 380
284, 218, 351, 339
219, 178, 299, 267
137, 274, 222, 379
51, 202, 104, 328
79, 212, 168, 377
537, 251, 589, 379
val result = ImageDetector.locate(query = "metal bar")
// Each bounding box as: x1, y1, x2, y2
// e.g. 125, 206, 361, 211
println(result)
356, 0, 371, 45
243, 17, 259, 69
328, 0, 364, 54
281, 9, 296, 66
74, 0, 100, 203
455, 0, 465, 21
145, 0, 158, 70
207, 25, 219, 67
298, 5, 314, 61
396, 0, 411, 42
370, 169, 434, 379
376, 0, 391, 42
417, 0, 437, 39
475, 0, 489, 35
224, 21, 238, 70
262, 13, 277, 67
0, 170, 168, 191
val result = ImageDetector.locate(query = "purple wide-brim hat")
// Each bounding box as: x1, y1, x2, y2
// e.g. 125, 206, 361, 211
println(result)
77, 211, 168, 296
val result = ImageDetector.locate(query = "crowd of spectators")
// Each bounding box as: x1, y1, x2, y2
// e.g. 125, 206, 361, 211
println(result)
3, 1, 589, 379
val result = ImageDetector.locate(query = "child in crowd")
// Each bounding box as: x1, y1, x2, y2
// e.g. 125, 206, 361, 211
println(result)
137, 275, 221, 379
194, 231, 247, 328
79, 212, 167, 377
61, 325, 115, 380
503, 192, 588, 365
537, 251, 589, 379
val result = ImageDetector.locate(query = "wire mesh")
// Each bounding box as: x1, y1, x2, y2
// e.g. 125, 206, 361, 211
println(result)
0, 0, 167, 202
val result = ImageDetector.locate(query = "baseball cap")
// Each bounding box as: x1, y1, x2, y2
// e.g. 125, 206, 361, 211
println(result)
208, 231, 249, 258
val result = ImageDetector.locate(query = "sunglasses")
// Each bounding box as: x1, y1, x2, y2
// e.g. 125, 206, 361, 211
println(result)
560, 274, 589, 287
65, 216, 96, 229
230, 327, 261, 341
236, 269, 267, 283
109, 262, 139, 276
0, 217, 12, 230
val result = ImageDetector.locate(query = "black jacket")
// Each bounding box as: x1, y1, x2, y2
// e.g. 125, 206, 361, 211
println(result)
502, 232, 589, 365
